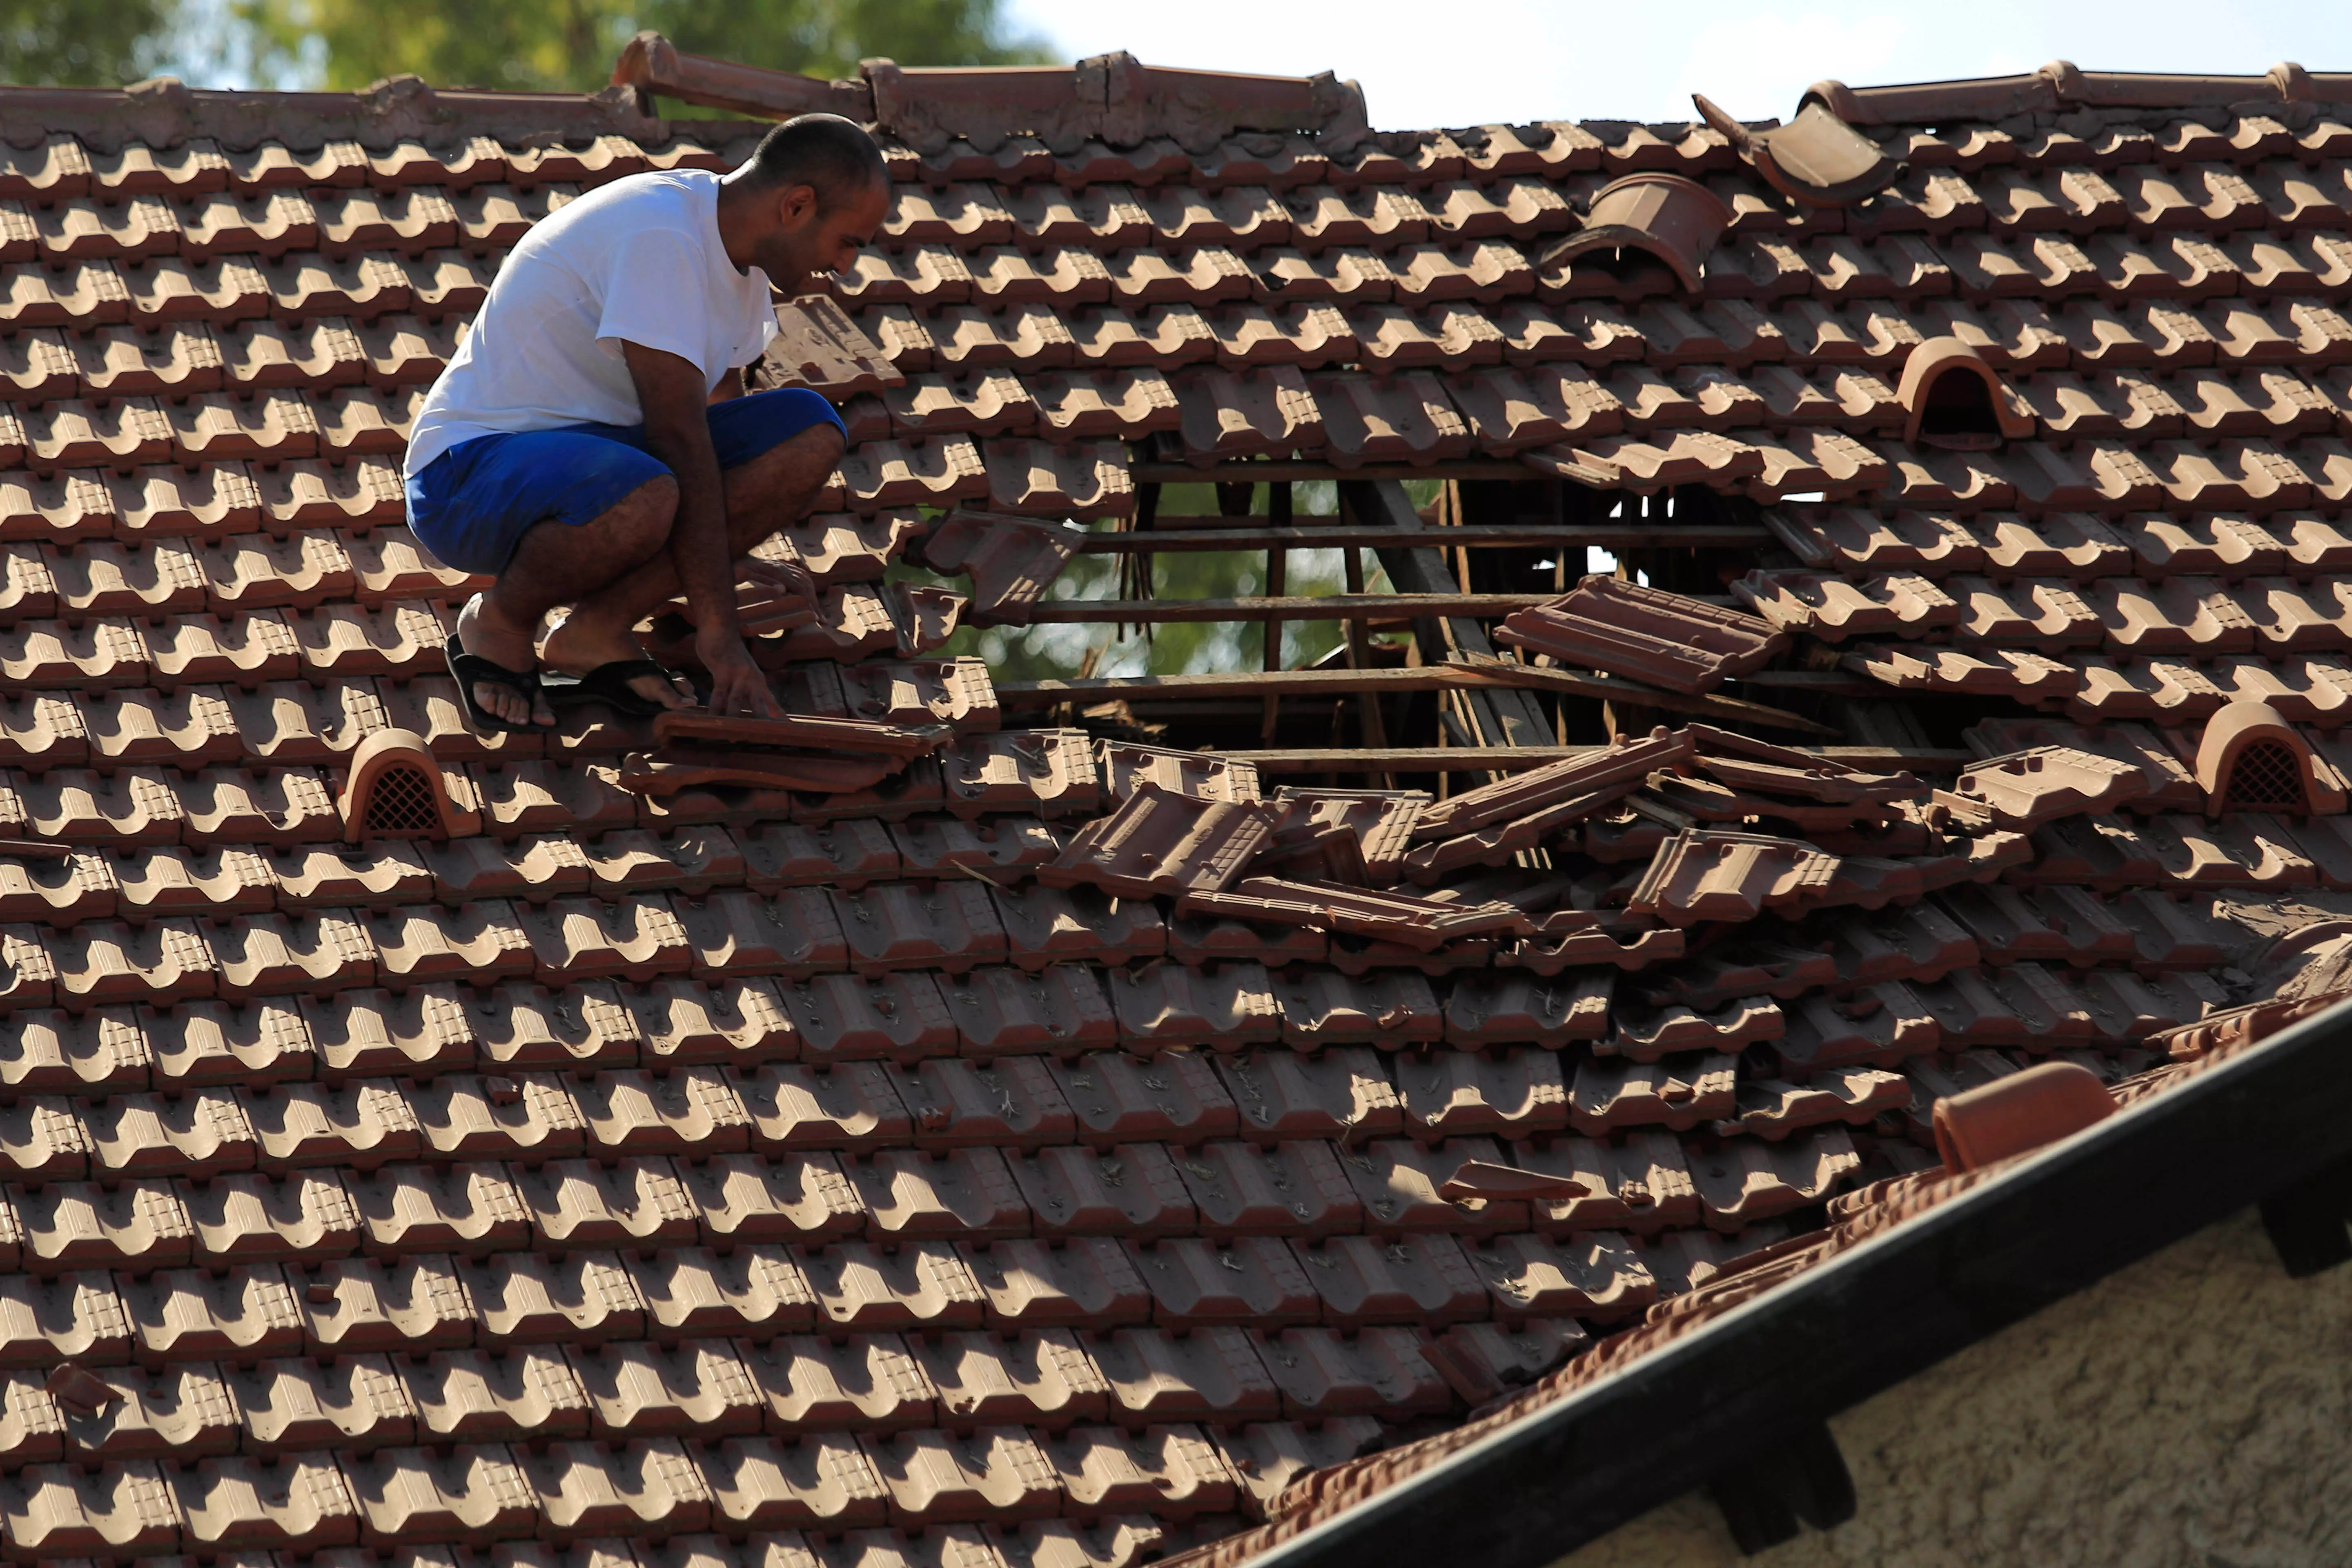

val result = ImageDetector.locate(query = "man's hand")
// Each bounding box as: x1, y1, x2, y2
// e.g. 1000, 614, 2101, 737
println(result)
621, 341, 783, 717
740, 555, 819, 609
697, 620, 782, 717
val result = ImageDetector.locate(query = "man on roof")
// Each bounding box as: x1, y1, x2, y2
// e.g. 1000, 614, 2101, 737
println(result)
403, 114, 890, 733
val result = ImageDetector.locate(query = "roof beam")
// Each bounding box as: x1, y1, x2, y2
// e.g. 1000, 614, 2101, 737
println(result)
1132, 459, 1535, 484
1013, 592, 1555, 623
1000, 663, 1835, 735
1215, 744, 1974, 772
1080, 523, 1769, 550
1347, 478, 1555, 751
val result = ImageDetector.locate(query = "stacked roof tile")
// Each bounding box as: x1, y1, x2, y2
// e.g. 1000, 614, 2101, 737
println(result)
0, 48, 2347, 1568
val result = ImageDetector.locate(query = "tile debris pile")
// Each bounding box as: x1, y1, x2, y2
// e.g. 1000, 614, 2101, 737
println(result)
0, 51, 2348, 1568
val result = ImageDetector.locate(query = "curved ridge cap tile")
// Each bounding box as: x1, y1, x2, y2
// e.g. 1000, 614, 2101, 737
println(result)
0, 78, 667, 162
608, 30, 872, 122
1692, 93, 1901, 209
859, 52, 1369, 158
1541, 173, 1732, 296
1929, 1058, 2114, 1172
1804, 59, 2328, 125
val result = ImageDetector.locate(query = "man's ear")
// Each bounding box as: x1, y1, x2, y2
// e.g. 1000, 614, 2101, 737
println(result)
776, 182, 821, 230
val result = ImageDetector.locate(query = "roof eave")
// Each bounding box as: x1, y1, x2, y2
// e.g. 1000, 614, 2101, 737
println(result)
1251, 991, 2352, 1568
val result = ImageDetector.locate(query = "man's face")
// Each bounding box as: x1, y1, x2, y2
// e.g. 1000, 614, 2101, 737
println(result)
758, 174, 891, 295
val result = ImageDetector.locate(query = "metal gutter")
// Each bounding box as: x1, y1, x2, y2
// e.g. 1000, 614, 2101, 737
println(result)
1252, 994, 2351, 1568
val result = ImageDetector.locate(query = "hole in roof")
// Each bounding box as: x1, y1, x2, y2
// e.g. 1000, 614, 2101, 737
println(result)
1918, 366, 2005, 450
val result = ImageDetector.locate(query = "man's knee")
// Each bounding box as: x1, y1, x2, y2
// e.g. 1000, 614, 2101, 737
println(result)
603, 473, 682, 553
726, 423, 844, 522
776, 419, 846, 475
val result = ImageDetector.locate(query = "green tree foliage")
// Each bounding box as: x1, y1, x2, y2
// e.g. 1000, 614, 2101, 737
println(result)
898, 484, 1384, 685
234, 0, 1048, 94
0, 0, 1047, 94
645, 0, 1049, 83
0, 0, 175, 85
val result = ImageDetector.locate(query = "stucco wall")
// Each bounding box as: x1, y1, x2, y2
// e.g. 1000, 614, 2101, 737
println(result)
1550, 1207, 2352, 1568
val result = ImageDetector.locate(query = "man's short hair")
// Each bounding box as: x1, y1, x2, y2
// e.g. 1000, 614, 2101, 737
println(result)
743, 114, 887, 210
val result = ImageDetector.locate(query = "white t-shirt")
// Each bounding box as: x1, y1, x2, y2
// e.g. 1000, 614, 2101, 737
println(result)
405, 169, 780, 475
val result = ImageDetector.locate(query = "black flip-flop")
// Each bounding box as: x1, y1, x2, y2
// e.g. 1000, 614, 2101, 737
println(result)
543, 657, 687, 717
444, 641, 550, 735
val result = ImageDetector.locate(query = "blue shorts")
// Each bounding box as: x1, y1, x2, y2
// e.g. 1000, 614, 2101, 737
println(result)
404, 387, 847, 576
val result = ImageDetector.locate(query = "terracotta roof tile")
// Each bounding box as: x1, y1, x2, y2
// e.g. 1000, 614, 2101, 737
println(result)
0, 258, 131, 330
736, 1062, 911, 1153
1310, 369, 1473, 465
690, 1152, 863, 1245
883, 370, 1035, 438
0, 1459, 182, 1557
761, 971, 942, 1065
17, 1179, 185, 1271
306, 986, 470, 1080
456, 1254, 634, 1351
1467, 1231, 1655, 1323
890, 1057, 1071, 1150
599, 1247, 776, 1341
0, 136, 91, 201
74, 1362, 240, 1458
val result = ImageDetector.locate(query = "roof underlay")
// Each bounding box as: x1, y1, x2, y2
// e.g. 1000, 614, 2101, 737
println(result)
0, 46, 2350, 1568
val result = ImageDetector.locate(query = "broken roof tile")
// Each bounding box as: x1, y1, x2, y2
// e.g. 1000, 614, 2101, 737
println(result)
1182, 875, 1530, 953
1624, 830, 1838, 925
1044, 785, 1279, 899
21, 74, 2352, 1563
1496, 576, 1788, 694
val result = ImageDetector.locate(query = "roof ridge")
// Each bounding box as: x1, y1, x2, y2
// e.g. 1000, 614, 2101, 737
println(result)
1811, 58, 2352, 125
610, 31, 1372, 158
16, 51, 2352, 163
0, 72, 673, 156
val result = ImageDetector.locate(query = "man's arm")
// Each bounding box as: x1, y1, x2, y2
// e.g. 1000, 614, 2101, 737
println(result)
621, 341, 777, 717
708, 366, 746, 404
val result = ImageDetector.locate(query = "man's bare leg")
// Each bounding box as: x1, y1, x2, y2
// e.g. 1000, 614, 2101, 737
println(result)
453, 474, 680, 727
541, 423, 845, 708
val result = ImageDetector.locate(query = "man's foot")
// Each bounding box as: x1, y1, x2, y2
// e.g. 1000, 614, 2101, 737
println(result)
543, 609, 695, 711
454, 593, 554, 728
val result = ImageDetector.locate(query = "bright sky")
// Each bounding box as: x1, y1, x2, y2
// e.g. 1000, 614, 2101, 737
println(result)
1003, 0, 2352, 129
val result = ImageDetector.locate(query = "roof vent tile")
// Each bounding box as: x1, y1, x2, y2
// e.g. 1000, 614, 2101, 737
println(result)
2195, 699, 2347, 816
1898, 336, 2037, 448
336, 728, 476, 843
